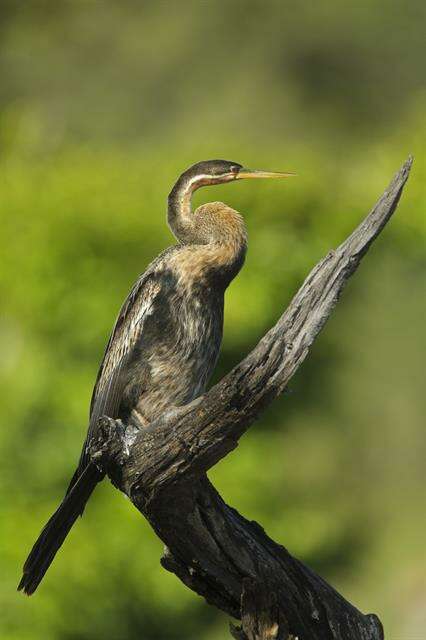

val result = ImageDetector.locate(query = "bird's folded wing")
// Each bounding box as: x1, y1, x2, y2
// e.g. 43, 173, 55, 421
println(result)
73, 257, 168, 479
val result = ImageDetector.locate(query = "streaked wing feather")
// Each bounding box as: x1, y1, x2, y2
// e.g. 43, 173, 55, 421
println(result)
90, 274, 161, 418
76, 270, 161, 474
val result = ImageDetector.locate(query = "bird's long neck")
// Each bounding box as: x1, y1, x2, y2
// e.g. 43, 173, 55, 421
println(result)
168, 171, 201, 244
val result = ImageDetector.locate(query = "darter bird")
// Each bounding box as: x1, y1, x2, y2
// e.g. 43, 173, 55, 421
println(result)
18, 159, 294, 594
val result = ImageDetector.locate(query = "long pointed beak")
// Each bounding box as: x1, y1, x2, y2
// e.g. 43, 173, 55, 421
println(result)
237, 168, 297, 180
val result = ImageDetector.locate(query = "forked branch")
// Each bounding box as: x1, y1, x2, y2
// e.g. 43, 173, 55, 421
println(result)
90, 157, 412, 640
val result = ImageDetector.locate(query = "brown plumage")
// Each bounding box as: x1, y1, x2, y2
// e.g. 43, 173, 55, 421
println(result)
18, 159, 292, 595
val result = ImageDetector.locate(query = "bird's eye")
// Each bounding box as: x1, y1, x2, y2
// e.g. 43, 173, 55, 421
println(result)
229, 165, 240, 174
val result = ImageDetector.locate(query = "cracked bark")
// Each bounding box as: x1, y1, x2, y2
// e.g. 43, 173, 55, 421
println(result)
89, 157, 412, 640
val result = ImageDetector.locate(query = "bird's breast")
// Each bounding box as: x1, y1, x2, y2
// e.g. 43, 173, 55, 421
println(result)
124, 266, 224, 423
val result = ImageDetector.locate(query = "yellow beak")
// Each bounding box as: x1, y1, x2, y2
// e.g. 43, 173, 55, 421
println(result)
237, 168, 297, 179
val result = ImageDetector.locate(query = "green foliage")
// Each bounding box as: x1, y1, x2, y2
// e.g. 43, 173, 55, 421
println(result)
0, 2, 425, 639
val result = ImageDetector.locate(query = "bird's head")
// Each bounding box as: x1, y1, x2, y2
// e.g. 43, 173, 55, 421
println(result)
176, 159, 295, 190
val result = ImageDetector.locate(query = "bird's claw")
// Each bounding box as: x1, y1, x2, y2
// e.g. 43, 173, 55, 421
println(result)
146, 395, 205, 432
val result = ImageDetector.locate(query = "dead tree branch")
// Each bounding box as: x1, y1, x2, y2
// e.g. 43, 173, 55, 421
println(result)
89, 157, 412, 640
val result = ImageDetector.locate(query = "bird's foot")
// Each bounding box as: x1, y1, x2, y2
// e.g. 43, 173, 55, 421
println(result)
128, 408, 150, 430
146, 396, 205, 433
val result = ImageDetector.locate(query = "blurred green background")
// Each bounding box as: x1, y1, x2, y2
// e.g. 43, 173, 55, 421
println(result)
0, 1, 425, 639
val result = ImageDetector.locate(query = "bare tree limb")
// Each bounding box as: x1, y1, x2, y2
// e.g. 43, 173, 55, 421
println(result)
90, 157, 412, 640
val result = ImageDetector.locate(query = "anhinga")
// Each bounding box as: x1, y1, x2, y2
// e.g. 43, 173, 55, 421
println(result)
18, 159, 293, 595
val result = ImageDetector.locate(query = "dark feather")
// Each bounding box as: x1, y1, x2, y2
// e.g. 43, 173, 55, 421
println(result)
74, 248, 176, 479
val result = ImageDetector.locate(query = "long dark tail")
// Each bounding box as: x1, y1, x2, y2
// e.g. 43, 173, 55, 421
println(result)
18, 463, 102, 595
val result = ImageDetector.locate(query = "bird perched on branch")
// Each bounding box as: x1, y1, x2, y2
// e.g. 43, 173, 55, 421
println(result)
18, 159, 293, 595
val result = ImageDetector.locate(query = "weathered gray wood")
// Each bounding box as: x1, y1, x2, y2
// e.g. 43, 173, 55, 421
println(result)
89, 157, 412, 640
